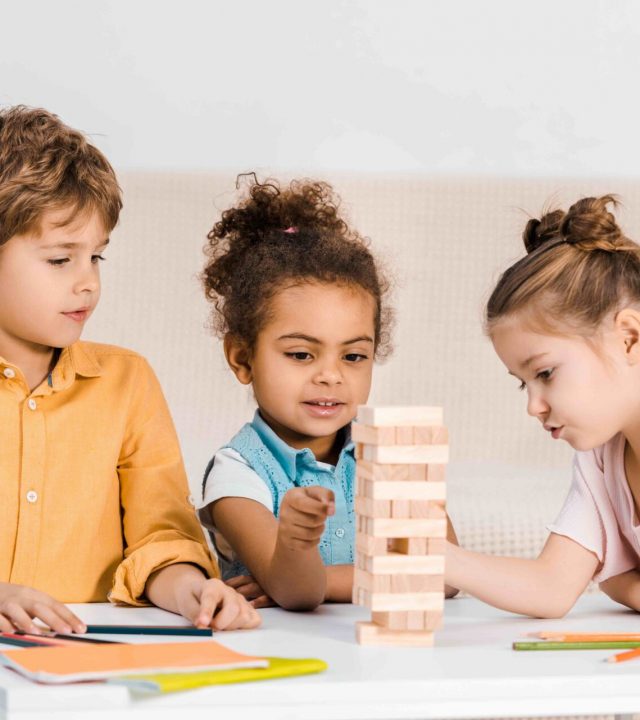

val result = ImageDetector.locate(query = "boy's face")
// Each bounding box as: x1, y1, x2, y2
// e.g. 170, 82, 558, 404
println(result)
228, 282, 376, 460
0, 208, 109, 362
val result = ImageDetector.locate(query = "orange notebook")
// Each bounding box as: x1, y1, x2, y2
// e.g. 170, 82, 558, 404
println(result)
0, 641, 268, 684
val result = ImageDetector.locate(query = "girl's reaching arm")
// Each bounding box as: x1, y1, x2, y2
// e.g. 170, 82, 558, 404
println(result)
446, 532, 599, 618
600, 569, 640, 611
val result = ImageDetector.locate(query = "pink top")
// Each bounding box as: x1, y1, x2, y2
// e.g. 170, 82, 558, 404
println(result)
549, 433, 640, 582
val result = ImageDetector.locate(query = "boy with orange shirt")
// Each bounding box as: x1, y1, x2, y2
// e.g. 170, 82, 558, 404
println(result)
0, 105, 259, 633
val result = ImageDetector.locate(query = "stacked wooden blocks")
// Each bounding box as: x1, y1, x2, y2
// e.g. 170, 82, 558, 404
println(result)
352, 405, 448, 646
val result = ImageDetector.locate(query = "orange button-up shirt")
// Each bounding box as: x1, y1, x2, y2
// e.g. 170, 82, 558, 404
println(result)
0, 341, 218, 604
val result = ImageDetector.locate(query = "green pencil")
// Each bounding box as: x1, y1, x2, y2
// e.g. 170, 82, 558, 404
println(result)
514, 640, 640, 651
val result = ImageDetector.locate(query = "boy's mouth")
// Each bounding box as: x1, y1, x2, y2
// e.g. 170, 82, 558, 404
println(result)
62, 308, 91, 322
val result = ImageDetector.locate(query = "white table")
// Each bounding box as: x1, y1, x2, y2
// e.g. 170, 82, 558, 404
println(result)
2, 594, 640, 720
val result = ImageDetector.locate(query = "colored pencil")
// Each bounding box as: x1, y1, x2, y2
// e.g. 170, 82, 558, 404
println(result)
534, 632, 640, 642
608, 647, 640, 664
514, 640, 640, 651
0, 633, 66, 648
84, 624, 213, 636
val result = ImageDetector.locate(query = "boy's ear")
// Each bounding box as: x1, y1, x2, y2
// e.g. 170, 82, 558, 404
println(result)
224, 335, 253, 385
614, 308, 640, 365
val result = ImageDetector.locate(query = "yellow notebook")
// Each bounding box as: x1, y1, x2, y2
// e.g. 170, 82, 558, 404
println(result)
0, 641, 267, 684
111, 657, 328, 693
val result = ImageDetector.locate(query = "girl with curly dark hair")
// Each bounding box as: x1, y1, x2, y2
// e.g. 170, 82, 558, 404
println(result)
197, 175, 394, 611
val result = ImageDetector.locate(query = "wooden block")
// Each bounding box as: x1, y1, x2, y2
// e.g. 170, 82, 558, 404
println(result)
423, 611, 444, 631
354, 568, 391, 593
354, 495, 391, 518
357, 460, 411, 482
355, 532, 389, 556
356, 621, 435, 646
351, 423, 396, 445
390, 574, 443, 593
409, 499, 447, 519
366, 517, 447, 539
366, 481, 446, 502
355, 443, 364, 460
364, 552, 444, 575
389, 537, 428, 555
357, 405, 443, 427
426, 464, 446, 482
407, 610, 427, 630
427, 538, 446, 554
409, 464, 428, 481
359, 589, 445, 612
391, 499, 410, 518
372, 611, 410, 630
362, 444, 449, 465
412, 426, 449, 445
395, 426, 415, 444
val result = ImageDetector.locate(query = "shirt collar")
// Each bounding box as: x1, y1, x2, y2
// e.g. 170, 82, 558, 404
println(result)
250, 410, 354, 483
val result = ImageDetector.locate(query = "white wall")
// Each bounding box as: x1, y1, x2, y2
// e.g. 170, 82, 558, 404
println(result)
2, 0, 639, 176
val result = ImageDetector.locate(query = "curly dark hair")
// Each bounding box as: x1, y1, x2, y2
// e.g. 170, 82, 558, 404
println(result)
202, 175, 392, 358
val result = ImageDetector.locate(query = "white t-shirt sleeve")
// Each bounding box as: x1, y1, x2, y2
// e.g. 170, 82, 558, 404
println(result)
196, 447, 273, 532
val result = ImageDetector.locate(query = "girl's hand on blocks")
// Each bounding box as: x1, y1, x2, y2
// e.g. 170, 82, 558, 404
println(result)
226, 575, 276, 609
277, 486, 335, 552
0, 582, 86, 635
176, 576, 262, 631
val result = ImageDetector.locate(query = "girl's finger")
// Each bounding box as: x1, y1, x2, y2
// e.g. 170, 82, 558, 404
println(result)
225, 575, 253, 589
210, 590, 244, 631
195, 586, 223, 628
250, 594, 275, 609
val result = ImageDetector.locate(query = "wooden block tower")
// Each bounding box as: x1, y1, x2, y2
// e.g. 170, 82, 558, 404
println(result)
352, 405, 448, 646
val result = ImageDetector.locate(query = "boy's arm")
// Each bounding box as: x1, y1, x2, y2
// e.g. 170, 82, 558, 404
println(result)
112, 357, 217, 606
212, 489, 332, 611
444, 513, 460, 598
446, 532, 599, 618
600, 569, 640, 610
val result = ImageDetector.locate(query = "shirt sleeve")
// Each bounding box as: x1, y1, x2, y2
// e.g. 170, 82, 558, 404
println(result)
548, 448, 637, 583
197, 447, 273, 532
109, 357, 219, 606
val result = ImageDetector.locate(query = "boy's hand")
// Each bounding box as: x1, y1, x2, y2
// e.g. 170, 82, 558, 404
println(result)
0, 582, 86, 634
226, 575, 276, 608
277, 486, 335, 552
175, 576, 262, 630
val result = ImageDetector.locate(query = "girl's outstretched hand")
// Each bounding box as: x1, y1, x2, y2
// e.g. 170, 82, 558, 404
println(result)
277, 486, 335, 552
0, 581, 86, 635
226, 574, 276, 608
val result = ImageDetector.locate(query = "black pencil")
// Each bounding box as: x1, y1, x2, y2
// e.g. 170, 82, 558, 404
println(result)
84, 624, 213, 636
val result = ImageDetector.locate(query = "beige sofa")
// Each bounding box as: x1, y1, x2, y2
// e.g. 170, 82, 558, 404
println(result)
87, 172, 640, 563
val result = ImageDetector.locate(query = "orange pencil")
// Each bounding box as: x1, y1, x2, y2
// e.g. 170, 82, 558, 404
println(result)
608, 646, 640, 664
534, 632, 640, 642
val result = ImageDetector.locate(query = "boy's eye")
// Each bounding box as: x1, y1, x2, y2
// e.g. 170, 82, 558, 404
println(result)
47, 258, 70, 266
285, 352, 313, 361
344, 353, 368, 363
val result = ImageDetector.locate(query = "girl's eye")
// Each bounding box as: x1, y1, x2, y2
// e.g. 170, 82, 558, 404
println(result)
286, 352, 312, 361
47, 258, 70, 266
91, 254, 106, 264
344, 353, 368, 363
537, 368, 555, 382
518, 380, 526, 391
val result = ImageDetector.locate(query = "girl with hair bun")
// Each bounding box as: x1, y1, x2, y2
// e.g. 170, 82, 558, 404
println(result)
447, 194, 640, 618
197, 175, 458, 611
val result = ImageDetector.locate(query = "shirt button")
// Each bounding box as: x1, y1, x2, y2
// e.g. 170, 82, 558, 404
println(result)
3, 368, 15, 378
335, 528, 345, 538
27, 399, 37, 410
26, 490, 38, 503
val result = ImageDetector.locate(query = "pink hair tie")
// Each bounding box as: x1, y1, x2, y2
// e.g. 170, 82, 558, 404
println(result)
283, 226, 298, 234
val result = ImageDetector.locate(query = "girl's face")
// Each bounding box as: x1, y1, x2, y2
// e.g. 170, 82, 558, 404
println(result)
490, 313, 640, 451
228, 281, 376, 461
